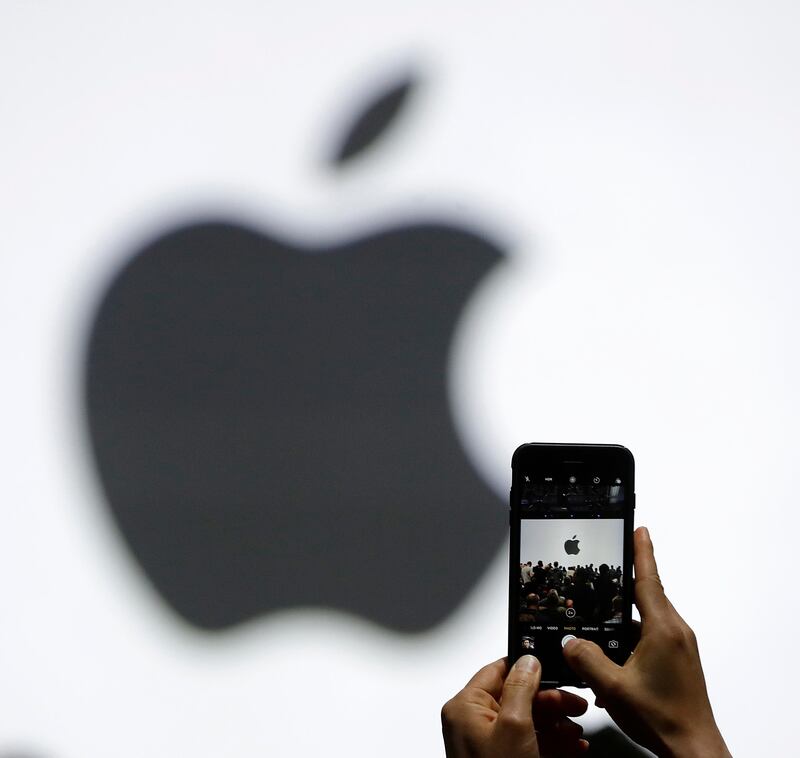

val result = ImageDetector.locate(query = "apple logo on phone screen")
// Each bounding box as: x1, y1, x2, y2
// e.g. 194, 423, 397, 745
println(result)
564, 535, 580, 555
84, 72, 506, 633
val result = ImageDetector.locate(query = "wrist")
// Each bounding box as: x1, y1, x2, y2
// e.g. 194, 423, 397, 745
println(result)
661, 725, 731, 758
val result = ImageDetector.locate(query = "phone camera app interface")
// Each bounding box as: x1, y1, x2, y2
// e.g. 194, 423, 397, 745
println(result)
517, 474, 626, 664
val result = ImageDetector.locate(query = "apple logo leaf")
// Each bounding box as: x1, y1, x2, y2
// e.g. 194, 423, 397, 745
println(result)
330, 72, 416, 166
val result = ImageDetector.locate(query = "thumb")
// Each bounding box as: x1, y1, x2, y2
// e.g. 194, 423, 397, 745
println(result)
563, 638, 621, 695
494, 655, 542, 746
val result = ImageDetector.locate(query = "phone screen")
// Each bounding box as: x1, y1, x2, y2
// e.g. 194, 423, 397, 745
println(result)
510, 462, 633, 685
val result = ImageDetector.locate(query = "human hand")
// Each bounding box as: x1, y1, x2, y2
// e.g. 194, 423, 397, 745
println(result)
441, 655, 590, 758
563, 526, 731, 758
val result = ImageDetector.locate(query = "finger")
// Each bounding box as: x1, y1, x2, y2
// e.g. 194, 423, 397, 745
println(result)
562, 638, 622, 697
548, 717, 584, 741
533, 688, 589, 718
463, 657, 508, 700
536, 719, 588, 758
633, 526, 670, 622
495, 655, 541, 735
629, 618, 642, 651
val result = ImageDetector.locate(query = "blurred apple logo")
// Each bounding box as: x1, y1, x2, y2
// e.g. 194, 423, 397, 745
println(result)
84, 72, 506, 633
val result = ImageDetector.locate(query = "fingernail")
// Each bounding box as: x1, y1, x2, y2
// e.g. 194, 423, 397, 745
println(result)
641, 526, 650, 539
516, 654, 540, 673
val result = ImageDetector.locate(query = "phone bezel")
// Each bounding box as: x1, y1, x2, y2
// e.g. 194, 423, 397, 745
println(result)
508, 442, 635, 688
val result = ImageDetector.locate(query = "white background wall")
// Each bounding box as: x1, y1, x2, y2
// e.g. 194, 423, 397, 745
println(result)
3, 1, 799, 756
521, 519, 625, 570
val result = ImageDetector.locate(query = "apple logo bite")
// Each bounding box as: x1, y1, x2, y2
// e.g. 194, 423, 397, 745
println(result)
84, 72, 506, 633
564, 535, 580, 555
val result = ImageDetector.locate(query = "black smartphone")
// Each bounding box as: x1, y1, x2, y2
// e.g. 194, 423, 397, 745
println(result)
508, 443, 635, 687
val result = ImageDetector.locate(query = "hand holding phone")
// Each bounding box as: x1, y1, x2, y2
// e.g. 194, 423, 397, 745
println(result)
563, 527, 732, 758
441, 656, 590, 758
509, 443, 635, 687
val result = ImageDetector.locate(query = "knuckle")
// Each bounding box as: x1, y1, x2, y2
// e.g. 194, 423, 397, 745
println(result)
440, 698, 459, 727
496, 710, 530, 733
570, 638, 595, 664
635, 575, 665, 594
503, 673, 531, 691
660, 620, 695, 649
602, 672, 625, 701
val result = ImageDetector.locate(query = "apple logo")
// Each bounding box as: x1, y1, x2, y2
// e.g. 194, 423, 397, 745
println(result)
564, 535, 580, 555
84, 72, 506, 633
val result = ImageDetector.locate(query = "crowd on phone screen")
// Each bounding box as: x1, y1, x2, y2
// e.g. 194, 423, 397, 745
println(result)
519, 560, 623, 625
